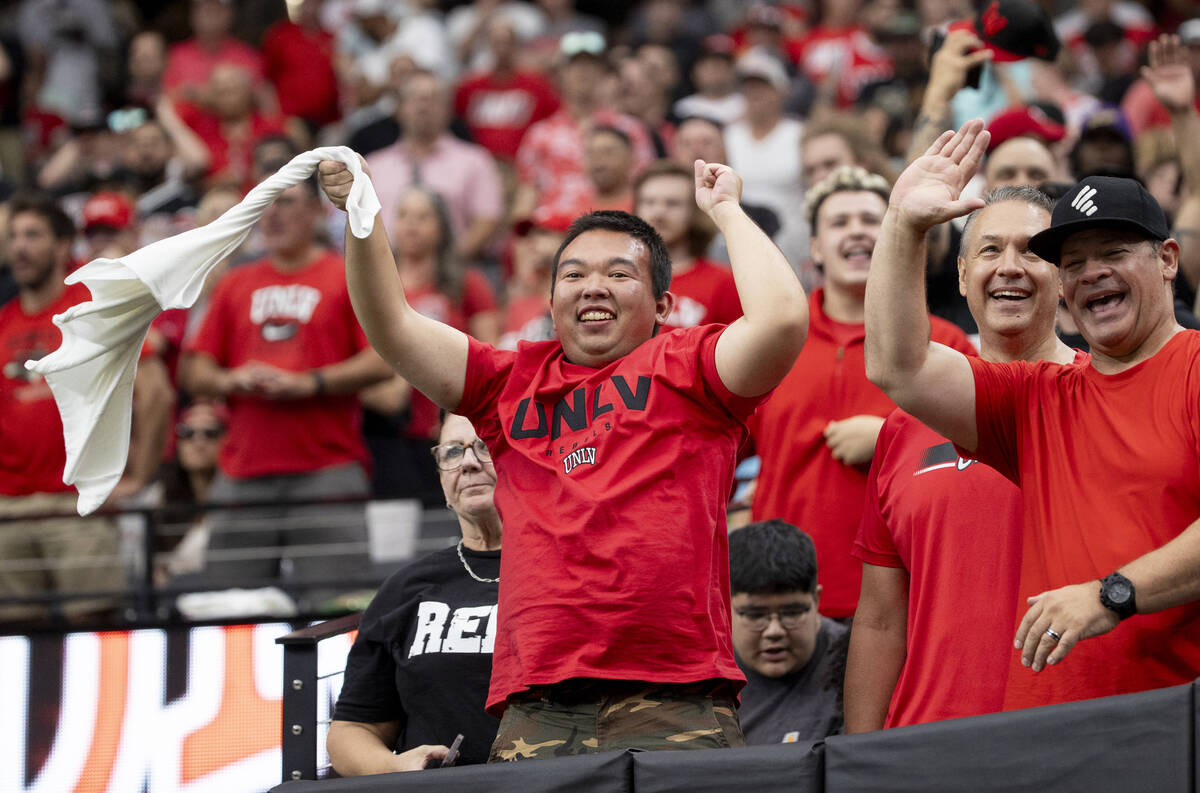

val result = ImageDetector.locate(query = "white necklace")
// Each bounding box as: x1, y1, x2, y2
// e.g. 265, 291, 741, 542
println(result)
457, 540, 499, 583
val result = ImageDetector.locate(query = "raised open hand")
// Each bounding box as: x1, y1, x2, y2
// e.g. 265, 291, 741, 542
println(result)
693, 160, 743, 219
1141, 34, 1195, 114
889, 119, 989, 232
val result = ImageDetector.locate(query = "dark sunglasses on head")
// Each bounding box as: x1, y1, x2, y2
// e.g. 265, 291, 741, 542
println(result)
177, 424, 225, 440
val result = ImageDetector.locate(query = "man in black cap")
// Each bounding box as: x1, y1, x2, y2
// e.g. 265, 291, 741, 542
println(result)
863, 119, 1200, 712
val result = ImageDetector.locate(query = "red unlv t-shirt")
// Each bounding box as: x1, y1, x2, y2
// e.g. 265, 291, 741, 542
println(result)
457, 325, 764, 714
968, 331, 1200, 710
185, 252, 369, 478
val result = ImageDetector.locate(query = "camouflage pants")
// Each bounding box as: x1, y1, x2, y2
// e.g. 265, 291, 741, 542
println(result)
488, 678, 745, 762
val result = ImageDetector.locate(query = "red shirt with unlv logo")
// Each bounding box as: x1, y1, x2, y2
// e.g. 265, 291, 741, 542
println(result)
664, 259, 742, 329
185, 251, 369, 478
457, 325, 764, 714
0, 284, 90, 495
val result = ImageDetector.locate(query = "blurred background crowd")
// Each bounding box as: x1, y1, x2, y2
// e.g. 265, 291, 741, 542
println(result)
0, 0, 1198, 625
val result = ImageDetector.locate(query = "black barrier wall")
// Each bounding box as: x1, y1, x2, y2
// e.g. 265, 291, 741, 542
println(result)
274, 680, 1198, 793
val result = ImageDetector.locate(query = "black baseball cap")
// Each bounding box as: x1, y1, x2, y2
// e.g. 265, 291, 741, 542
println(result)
947, 0, 1060, 62
1028, 176, 1170, 264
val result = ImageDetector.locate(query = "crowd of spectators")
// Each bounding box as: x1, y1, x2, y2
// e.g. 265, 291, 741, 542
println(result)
0, 0, 1199, 753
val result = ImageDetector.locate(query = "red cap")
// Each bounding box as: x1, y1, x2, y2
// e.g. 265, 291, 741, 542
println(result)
82, 192, 135, 231
514, 206, 574, 236
986, 106, 1066, 152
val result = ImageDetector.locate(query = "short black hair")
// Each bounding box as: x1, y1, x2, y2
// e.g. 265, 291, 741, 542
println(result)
8, 192, 75, 240
729, 519, 818, 596
551, 210, 672, 299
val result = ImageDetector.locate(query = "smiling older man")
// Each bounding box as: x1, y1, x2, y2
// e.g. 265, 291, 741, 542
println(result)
864, 120, 1200, 712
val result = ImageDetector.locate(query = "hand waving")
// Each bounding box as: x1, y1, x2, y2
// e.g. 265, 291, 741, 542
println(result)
694, 160, 743, 219
890, 119, 989, 232
1141, 34, 1195, 114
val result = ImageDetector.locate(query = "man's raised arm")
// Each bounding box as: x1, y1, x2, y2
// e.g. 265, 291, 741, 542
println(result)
863, 121, 988, 451
318, 159, 470, 411
703, 161, 809, 397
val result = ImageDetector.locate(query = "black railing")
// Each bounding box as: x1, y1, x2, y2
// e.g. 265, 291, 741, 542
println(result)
276, 612, 363, 782
0, 497, 462, 633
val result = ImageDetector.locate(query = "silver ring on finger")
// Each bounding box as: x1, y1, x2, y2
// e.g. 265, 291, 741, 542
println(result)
1045, 627, 1062, 642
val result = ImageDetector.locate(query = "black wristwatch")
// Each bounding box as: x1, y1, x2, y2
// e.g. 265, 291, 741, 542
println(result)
1099, 572, 1137, 620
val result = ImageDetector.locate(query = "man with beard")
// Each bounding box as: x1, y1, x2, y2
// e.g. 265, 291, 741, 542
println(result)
0, 193, 125, 624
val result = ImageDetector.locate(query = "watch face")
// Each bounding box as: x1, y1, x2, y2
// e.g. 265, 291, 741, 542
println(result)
1109, 580, 1132, 603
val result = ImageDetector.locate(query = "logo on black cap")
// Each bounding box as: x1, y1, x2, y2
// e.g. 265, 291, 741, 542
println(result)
1070, 186, 1099, 217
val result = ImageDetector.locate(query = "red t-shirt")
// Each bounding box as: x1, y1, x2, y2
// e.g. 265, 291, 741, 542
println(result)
457, 325, 765, 714
665, 259, 742, 329
403, 270, 498, 440
176, 102, 287, 189
967, 331, 1200, 709
855, 409, 1025, 726
788, 27, 893, 108
262, 21, 340, 126
163, 38, 265, 97
751, 289, 975, 617
184, 251, 369, 478
453, 70, 560, 161
0, 284, 91, 495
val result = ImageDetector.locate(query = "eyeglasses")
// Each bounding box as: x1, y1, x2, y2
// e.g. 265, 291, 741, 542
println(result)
431, 439, 492, 470
734, 604, 813, 632
177, 424, 224, 441
561, 30, 606, 58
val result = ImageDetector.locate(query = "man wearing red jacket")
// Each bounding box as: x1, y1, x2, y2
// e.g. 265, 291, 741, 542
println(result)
751, 166, 974, 619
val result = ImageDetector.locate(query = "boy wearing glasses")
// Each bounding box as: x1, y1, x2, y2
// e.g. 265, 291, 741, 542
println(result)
730, 519, 846, 744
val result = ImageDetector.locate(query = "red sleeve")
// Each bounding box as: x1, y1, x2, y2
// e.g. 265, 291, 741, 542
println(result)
459, 336, 516, 428
184, 276, 232, 364
514, 123, 544, 185
713, 272, 743, 327
461, 269, 499, 318
699, 326, 768, 421
162, 45, 187, 93
530, 76, 561, 122
853, 412, 904, 568
453, 78, 472, 120
961, 356, 1024, 484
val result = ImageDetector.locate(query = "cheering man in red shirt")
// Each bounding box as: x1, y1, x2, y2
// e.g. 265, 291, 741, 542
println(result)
846, 185, 1081, 731
865, 119, 1200, 712
318, 154, 807, 761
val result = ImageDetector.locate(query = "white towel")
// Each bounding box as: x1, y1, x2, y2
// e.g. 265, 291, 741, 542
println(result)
26, 147, 380, 515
